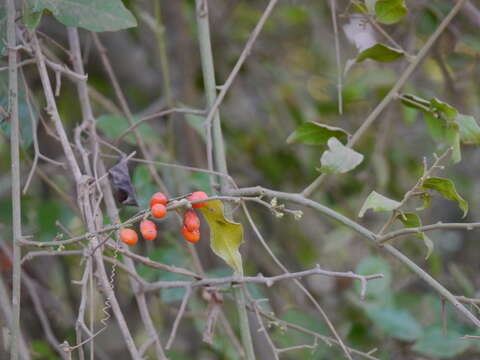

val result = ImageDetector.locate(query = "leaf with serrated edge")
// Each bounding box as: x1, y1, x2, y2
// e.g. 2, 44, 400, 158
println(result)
396, 213, 433, 259
359, 191, 401, 218
198, 200, 244, 275
319, 137, 364, 174
421, 177, 468, 217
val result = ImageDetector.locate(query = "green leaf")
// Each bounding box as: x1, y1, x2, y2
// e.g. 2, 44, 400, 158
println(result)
136, 247, 188, 303
402, 95, 465, 163
356, 43, 404, 63
366, 306, 422, 341
31, 340, 58, 360
0, 6, 5, 56
421, 177, 468, 217
96, 114, 154, 145
365, 0, 377, 14
0, 72, 34, 148
22, 0, 43, 30
198, 200, 244, 275
26, 0, 137, 32
413, 327, 470, 358
375, 0, 407, 25
131, 165, 156, 208
396, 213, 434, 259
286, 121, 349, 146
416, 193, 431, 211
400, 93, 431, 111
318, 137, 364, 174
358, 191, 401, 218
430, 98, 457, 121
185, 113, 206, 142
445, 122, 461, 163
457, 114, 480, 145
354, 257, 391, 299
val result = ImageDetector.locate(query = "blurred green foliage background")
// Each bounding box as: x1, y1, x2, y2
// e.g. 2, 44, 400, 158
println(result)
2, 0, 480, 359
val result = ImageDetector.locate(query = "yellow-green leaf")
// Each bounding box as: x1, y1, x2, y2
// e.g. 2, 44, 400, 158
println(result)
396, 213, 433, 259
198, 200, 244, 275
421, 177, 468, 218
356, 43, 404, 63
358, 191, 401, 218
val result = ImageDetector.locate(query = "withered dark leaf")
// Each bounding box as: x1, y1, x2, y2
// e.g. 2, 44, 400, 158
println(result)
108, 157, 138, 206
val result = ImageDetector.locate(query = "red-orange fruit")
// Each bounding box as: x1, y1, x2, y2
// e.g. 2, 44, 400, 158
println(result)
140, 220, 157, 241
150, 192, 167, 208
187, 191, 208, 208
120, 229, 138, 246
183, 210, 200, 232
181, 226, 200, 243
151, 203, 167, 219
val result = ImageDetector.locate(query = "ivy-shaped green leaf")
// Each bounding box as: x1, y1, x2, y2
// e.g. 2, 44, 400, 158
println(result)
25, 0, 137, 32
358, 191, 401, 218
375, 0, 407, 24
286, 121, 349, 146
396, 213, 433, 259
198, 200, 244, 275
318, 137, 364, 174
356, 43, 404, 63
421, 177, 468, 217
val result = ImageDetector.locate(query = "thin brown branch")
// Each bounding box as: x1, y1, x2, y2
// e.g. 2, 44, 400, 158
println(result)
302, 0, 467, 197
144, 266, 382, 292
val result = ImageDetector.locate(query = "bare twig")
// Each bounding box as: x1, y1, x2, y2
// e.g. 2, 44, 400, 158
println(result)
144, 266, 382, 292
0, 268, 30, 360
201, 0, 279, 185
252, 301, 380, 360
329, 0, 343, 114
378, 222, 480, 244
226, 186, 480, 328
91, 32, 169, 195
7, 1, 23, 358
165, 286, 192, 349
302, 0, 467, 197
376, 149, 451, 236
241, 203, 354, 359
114, 107, 205, 144
21, 249, 83, 264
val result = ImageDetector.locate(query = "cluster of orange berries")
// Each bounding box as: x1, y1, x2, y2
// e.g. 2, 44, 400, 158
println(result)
119, 191, 208, 246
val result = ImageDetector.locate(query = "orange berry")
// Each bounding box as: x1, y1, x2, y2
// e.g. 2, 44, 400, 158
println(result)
150, 192, 167, 208
187, 191, 208, 208
140, 220, 157, 241
181, 226, 200, 243
183, 210, 200, 232
120, 229, 138, 246
151, 204, 167, 219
